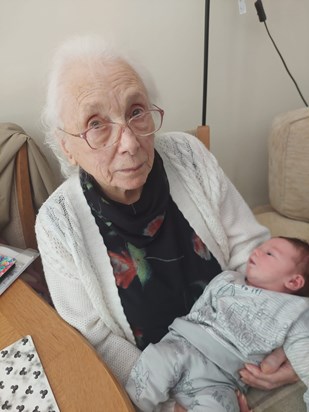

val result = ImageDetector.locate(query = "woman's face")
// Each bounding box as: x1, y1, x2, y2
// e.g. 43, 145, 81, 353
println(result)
59, 60, 155, 204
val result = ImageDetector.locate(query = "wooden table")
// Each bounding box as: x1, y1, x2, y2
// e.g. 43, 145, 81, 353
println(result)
0, 279, 135, 411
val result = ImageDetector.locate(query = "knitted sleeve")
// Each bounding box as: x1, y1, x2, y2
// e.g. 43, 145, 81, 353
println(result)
35, 189, 141, 386
217, 170, 270, 271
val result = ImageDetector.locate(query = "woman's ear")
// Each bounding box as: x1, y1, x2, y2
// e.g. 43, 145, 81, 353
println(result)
285, 274, 305, 292
60, 138, 78, 166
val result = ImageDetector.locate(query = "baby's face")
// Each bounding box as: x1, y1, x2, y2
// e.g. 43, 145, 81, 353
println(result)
246, 238, 299, 292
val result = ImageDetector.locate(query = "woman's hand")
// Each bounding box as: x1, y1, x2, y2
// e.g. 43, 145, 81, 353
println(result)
174, 348, 297, 412
174, 393, 253, 412
174, 403, 186, 412
239, 348, 299, 390
236, 390, 253, 412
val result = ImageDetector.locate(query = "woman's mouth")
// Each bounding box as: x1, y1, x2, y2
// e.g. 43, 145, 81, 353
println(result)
118, 163, 145, 173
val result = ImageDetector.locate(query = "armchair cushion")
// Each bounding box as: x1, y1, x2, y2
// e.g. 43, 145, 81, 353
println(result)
248, 381, 306, 412
269, 107, 309, 222
254, 205, 309, 241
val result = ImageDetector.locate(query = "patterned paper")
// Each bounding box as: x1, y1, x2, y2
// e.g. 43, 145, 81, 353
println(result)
0, 255, 16, 280
0, 336, 60, 411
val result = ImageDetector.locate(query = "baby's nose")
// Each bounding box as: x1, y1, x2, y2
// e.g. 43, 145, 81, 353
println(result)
254, 248, 261, 257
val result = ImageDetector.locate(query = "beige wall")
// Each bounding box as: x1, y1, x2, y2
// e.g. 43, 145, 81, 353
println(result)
1, 0, 308, 207
207, 0, 309, 206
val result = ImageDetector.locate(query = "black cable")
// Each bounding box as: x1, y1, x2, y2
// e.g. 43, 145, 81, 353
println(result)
254, 0, 308, 107
202, 0, 210, 126
263, 21, 308, 107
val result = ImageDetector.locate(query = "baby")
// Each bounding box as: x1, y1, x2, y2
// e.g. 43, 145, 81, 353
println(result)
126, 237, 309, 412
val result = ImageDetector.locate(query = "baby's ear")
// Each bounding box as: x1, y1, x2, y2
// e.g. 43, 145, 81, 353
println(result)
285, 274, 305, 292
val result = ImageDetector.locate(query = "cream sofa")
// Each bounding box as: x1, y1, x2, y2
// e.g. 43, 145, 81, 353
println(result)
249, 107, 309, 412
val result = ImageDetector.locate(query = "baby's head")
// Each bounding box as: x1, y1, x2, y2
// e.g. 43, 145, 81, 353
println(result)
246, 236, 309, 296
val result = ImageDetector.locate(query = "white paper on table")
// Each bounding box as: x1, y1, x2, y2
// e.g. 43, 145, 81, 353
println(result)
0, 335, 60, 411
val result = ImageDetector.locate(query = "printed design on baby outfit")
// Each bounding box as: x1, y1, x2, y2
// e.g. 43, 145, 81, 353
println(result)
221, 298, 281, 348
211, 386, 238, 412
205, 277, 287, 352
0, 336, 59, 412
169, 337, 204, 400
173, 369, 194, 396
130, 359, 150, 402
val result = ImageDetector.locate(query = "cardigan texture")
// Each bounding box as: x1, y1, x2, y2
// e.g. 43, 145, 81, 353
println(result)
35, 132, 269, 387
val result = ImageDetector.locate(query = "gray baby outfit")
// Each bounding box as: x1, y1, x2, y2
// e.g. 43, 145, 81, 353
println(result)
126, 271, 309, 411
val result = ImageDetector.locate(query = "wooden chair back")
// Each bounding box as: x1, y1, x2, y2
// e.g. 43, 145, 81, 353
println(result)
186, 125, 210, 149
195, 125, 210, 150
15, 142, 37, 250
1, 142, 36, 251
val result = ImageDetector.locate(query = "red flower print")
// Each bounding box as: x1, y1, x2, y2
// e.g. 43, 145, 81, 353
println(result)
108, 251, 137, 288
192, 234, 210, 260
143, 215, 164, 237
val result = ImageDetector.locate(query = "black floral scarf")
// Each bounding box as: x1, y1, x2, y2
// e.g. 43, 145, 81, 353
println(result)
80, 151, 221, 349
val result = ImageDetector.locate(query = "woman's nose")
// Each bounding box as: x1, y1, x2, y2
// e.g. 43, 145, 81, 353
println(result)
117, 125, 140, 154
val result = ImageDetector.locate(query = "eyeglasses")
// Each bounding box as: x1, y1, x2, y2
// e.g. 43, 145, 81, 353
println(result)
58, 104, 164, 150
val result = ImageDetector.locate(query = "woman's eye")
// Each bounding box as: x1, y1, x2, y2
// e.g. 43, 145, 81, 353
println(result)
89, 120, 104, 129
131, 107, 144, 118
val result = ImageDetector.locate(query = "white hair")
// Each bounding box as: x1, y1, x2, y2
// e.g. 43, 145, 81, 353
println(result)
41, 34, 158, 178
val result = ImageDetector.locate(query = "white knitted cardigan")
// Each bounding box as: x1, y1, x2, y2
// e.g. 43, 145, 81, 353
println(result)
35, 132, 269, 387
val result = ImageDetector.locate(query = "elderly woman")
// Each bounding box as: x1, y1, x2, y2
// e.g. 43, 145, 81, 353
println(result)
35, 36, 297, 411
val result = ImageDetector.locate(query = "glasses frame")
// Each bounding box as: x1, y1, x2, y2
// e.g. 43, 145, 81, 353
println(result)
58, 104, 164, 150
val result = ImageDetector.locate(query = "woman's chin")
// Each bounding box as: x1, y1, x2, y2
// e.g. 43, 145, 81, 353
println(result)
108, 184, 144, 204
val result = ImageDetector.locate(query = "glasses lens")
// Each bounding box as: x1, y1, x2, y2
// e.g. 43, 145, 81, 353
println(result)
129, 110, 162, 136
86, 123, 117, 149
85, 108, 163, 149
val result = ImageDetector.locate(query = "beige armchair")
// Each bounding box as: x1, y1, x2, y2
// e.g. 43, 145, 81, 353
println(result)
254, 107, 309, 242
